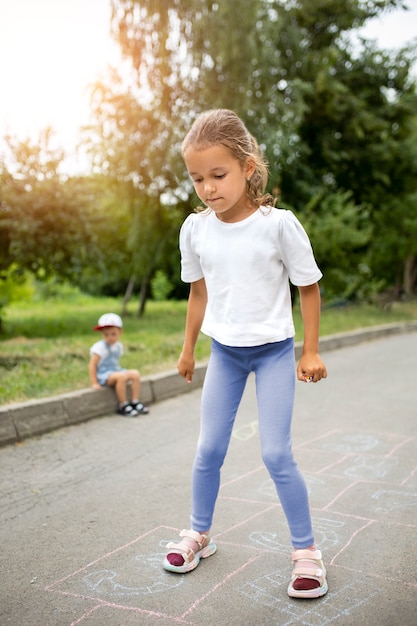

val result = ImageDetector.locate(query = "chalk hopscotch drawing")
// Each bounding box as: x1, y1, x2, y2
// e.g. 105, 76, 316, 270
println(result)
304, 474, 326, 496
248, 531, 288, 552
232, 419, 258, 441
343, 456, 399, 480
258, 477, 276, 498
237, 567, 288, 609
249, 516, 345, 553
321, 433, 380, 453
371, 489, 417, 513
43, 425, 416, 625
258, 474, 325, 499
83, 553, 183, 597
310, 517, 346, 549
238, 566, 382, 626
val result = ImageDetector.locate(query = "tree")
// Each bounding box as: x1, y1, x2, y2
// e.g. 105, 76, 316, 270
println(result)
83, 1, 196, 314
251, 0, 417, 298
85, 0, 417, 304
0, 130, 99, 285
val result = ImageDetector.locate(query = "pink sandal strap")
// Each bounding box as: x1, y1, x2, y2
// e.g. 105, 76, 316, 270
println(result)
288, 548, 328, 598
292, 549, 324, 576
291, 548, 323, 563
166, 529, 209, 564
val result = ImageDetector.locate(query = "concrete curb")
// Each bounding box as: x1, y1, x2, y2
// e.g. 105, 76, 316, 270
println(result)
1, 321, 416, 448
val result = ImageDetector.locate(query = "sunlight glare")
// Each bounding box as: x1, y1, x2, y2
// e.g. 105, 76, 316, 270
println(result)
0, 0, 118, 160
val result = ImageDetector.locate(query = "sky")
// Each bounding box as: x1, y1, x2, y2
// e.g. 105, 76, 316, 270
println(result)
0, 0, 416, 173
0, 0, 118, 169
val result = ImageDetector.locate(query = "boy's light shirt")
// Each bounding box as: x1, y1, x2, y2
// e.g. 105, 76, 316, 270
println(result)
90, 340, 124, 365
180, 208, 322, 347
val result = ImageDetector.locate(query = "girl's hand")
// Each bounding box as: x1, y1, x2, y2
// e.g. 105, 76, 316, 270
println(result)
92, 383, 102, 390
297, 353, 327, 383
177, 351, 195, 384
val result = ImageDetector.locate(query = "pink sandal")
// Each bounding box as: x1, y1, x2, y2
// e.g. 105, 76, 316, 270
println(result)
287, 548, 328, 598
163, 529, 217, 573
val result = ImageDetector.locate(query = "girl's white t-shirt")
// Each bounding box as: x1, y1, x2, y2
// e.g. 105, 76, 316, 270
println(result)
179, 207, 322, 347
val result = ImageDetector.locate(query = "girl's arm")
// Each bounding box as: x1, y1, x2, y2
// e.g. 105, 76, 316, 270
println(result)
177, 277, 208, 383
297, 282, 327, 383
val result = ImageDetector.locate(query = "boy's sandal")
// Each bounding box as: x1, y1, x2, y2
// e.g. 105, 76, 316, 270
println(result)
163, 529, 217, 574
117, 404, 139, 417
287, 548, 328, 599
132, 401, 149, 414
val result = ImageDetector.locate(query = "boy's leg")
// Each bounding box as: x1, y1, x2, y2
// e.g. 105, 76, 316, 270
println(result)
107, 371, 140, 416
126, 369, 141, 401
127, 370, 149, 413
106, 371, 128, 403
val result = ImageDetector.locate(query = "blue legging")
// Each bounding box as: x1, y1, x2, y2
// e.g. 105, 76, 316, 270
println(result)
190, 337, 314, 549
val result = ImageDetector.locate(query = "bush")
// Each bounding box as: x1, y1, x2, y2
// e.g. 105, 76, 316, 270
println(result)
151, 270, 173, 301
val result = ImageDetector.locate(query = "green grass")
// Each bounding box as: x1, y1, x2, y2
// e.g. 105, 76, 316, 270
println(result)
1, 294, 416, 405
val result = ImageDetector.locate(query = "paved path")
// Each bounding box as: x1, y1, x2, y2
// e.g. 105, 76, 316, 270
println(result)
1, 332, 416, 625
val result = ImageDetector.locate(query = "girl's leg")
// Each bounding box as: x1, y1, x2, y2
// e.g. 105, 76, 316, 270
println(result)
254, 340, 324, 593
253, 339, 314, 548
166, 341, 248, 569
191, 340, 249, 532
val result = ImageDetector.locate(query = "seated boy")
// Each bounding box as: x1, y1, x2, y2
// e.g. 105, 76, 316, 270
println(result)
89, 312, 149, 417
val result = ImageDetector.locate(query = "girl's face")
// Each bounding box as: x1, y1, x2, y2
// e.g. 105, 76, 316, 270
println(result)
101, 326, 122, 345
184, 144, 255, 222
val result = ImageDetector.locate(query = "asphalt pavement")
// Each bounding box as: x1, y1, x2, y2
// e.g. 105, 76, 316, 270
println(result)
1, 331, 416, 626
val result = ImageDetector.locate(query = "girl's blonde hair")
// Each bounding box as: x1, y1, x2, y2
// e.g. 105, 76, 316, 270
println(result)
181, 109, 275, 208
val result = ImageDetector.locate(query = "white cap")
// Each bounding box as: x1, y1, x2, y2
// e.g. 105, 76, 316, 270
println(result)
94, 313, 123, 331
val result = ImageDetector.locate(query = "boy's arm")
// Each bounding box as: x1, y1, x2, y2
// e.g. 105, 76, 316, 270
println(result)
89, 353, 102, 389
297, 283, 327, 383
177, 277, 208, 383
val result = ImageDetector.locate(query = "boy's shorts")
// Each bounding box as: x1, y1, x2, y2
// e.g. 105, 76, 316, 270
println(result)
97, 367, 126, 386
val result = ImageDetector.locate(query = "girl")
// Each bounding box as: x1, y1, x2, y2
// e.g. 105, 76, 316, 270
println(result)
163, 109, 328, 599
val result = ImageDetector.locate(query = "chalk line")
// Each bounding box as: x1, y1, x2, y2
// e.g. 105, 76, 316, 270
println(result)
179, 552, 262, 621
329, 519, 375, 565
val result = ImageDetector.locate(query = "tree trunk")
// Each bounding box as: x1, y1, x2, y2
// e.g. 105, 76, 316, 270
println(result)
122, 276, 136, 315
403, 255, 417, 296
137, 271, 151, 317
